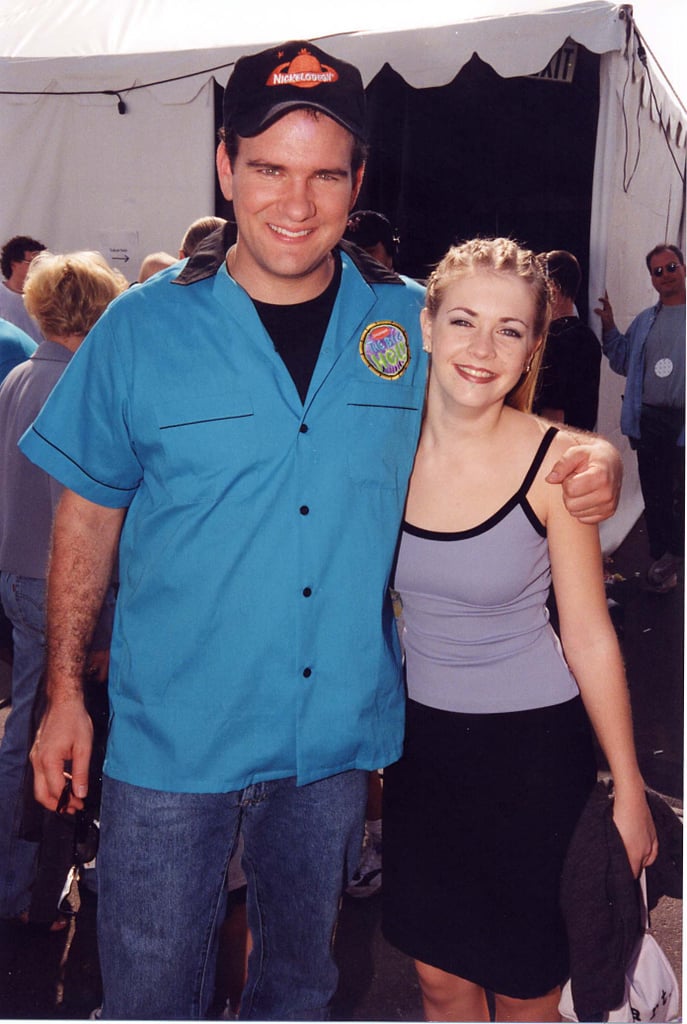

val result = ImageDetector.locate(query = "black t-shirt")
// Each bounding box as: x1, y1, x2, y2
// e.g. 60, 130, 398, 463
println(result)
252, 254, 342, 403
534, 315, 601, 431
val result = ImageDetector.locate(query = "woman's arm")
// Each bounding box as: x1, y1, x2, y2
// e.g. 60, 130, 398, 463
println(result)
544, 438, 658, 876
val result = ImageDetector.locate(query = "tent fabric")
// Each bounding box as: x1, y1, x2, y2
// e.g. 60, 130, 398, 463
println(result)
1, 0, 642, 288
0, 1, 642, 109
0, 2, 624, 82
592, 47, 685, 552
0, 0, 685, 551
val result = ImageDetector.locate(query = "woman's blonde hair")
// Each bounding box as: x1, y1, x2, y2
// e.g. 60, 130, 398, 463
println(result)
424, 237, 553, 412
23, 251, 127, 339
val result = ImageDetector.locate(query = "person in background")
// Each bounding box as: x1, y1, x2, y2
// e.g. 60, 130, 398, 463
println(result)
22, 41, 622, 1021
0, 236, 47, 342
595, 244, 685, 593
0, 251, 125, 929
137, 218, 230, 284
179, 216, 228, 259
0, 317, 37, 678
345, 209, 397, 270
0, 318, 36, 385
137, 251, 177, 283
382, 238, 657, 1023
534, 249, 601, 431
0, 313, 33, 671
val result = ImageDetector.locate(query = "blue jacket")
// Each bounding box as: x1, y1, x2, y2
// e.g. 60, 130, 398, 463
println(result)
602, 301, 685, 445
601, 303, 660, 442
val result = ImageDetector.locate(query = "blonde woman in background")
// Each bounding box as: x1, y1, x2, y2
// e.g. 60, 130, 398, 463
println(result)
0, 251, 126, 928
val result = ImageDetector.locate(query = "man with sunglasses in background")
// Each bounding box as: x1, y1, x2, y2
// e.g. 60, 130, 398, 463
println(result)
596, 244, 685, 592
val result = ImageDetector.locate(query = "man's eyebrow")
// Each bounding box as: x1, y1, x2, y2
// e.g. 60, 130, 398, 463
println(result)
245, 158, 284, 170
244, 158, 350, 177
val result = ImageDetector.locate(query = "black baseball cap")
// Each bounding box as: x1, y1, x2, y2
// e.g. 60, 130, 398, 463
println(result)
223, 40, 367, 142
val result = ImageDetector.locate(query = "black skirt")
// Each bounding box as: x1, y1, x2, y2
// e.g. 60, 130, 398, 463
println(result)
381, 695, 596, 999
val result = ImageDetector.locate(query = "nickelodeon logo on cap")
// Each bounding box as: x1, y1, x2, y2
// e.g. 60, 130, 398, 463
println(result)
267, 48, 339, 89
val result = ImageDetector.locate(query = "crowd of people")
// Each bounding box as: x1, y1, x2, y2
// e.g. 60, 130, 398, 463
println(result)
0, 34, 683, 1023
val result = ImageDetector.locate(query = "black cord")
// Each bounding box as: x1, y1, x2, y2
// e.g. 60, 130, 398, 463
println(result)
631, 23, 685, 186
621, 42, 642, 193
0, 58, 240, 110
103, 90, 127, 115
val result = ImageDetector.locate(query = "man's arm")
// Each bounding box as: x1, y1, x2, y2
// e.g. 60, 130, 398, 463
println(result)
30, 489, 126, 812
594, 291, 634, 377
546, 435, 623, 524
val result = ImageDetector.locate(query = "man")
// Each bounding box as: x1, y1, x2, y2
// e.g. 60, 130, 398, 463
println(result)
596, 244, 685, 592
22, 41, 621, 1020
0, 235, 46, 342
535, 249, 601, 431
345, 209, 397, 269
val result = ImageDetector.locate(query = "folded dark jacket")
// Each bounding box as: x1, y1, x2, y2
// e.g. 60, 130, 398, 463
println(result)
560, 780, 682, 1022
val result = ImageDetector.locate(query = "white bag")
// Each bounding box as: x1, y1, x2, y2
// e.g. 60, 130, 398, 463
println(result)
559, 874, 680, 1022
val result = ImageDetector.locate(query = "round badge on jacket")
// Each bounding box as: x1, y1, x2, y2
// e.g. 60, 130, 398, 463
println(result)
654, 358, 673, 378
359, 321, 410, 379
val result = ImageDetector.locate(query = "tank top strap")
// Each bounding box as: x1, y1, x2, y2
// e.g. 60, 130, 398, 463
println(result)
518, 426, 559, 497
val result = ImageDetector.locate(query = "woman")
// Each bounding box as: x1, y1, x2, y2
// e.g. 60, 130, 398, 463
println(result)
381, 238, 657, 1022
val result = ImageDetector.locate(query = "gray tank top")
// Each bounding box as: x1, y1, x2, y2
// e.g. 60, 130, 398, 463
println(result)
394, 427, 579, 714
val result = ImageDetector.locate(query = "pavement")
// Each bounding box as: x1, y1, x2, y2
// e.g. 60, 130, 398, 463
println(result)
0, 514, 682, 1021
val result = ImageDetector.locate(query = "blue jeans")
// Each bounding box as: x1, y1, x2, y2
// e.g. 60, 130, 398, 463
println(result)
98, 769, 367, 1020
0, 573, 46, 918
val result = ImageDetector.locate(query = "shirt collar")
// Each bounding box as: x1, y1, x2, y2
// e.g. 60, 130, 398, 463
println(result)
173, 224, 406, 289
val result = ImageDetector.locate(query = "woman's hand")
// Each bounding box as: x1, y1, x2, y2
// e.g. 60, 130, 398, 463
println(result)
613, 790, 659, 878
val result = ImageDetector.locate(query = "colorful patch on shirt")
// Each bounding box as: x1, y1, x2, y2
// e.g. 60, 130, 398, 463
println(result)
359, 322, 410, 379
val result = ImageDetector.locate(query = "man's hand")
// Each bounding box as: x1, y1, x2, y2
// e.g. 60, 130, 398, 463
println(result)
30, 698, 93, 813
546, 437, 622, 523
593, 291, 616, 336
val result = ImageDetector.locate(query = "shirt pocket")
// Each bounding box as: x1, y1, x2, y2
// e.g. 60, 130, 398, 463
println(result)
155, 390, 256, 503
346, 382, 421, 489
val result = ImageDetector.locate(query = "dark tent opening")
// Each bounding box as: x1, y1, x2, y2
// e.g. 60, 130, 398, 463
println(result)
215, 43, 600, 313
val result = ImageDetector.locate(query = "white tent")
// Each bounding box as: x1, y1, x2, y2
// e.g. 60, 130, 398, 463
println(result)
0, 0, 685, 550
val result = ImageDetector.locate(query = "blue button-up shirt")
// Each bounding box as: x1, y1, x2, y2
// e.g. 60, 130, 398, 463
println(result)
20, 242, 427, 792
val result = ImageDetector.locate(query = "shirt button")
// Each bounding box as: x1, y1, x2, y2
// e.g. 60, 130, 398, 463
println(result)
299, 423, 309, 434
302, 587, 312, 597
299, 505, 309, 516
303, 667, 312, 678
